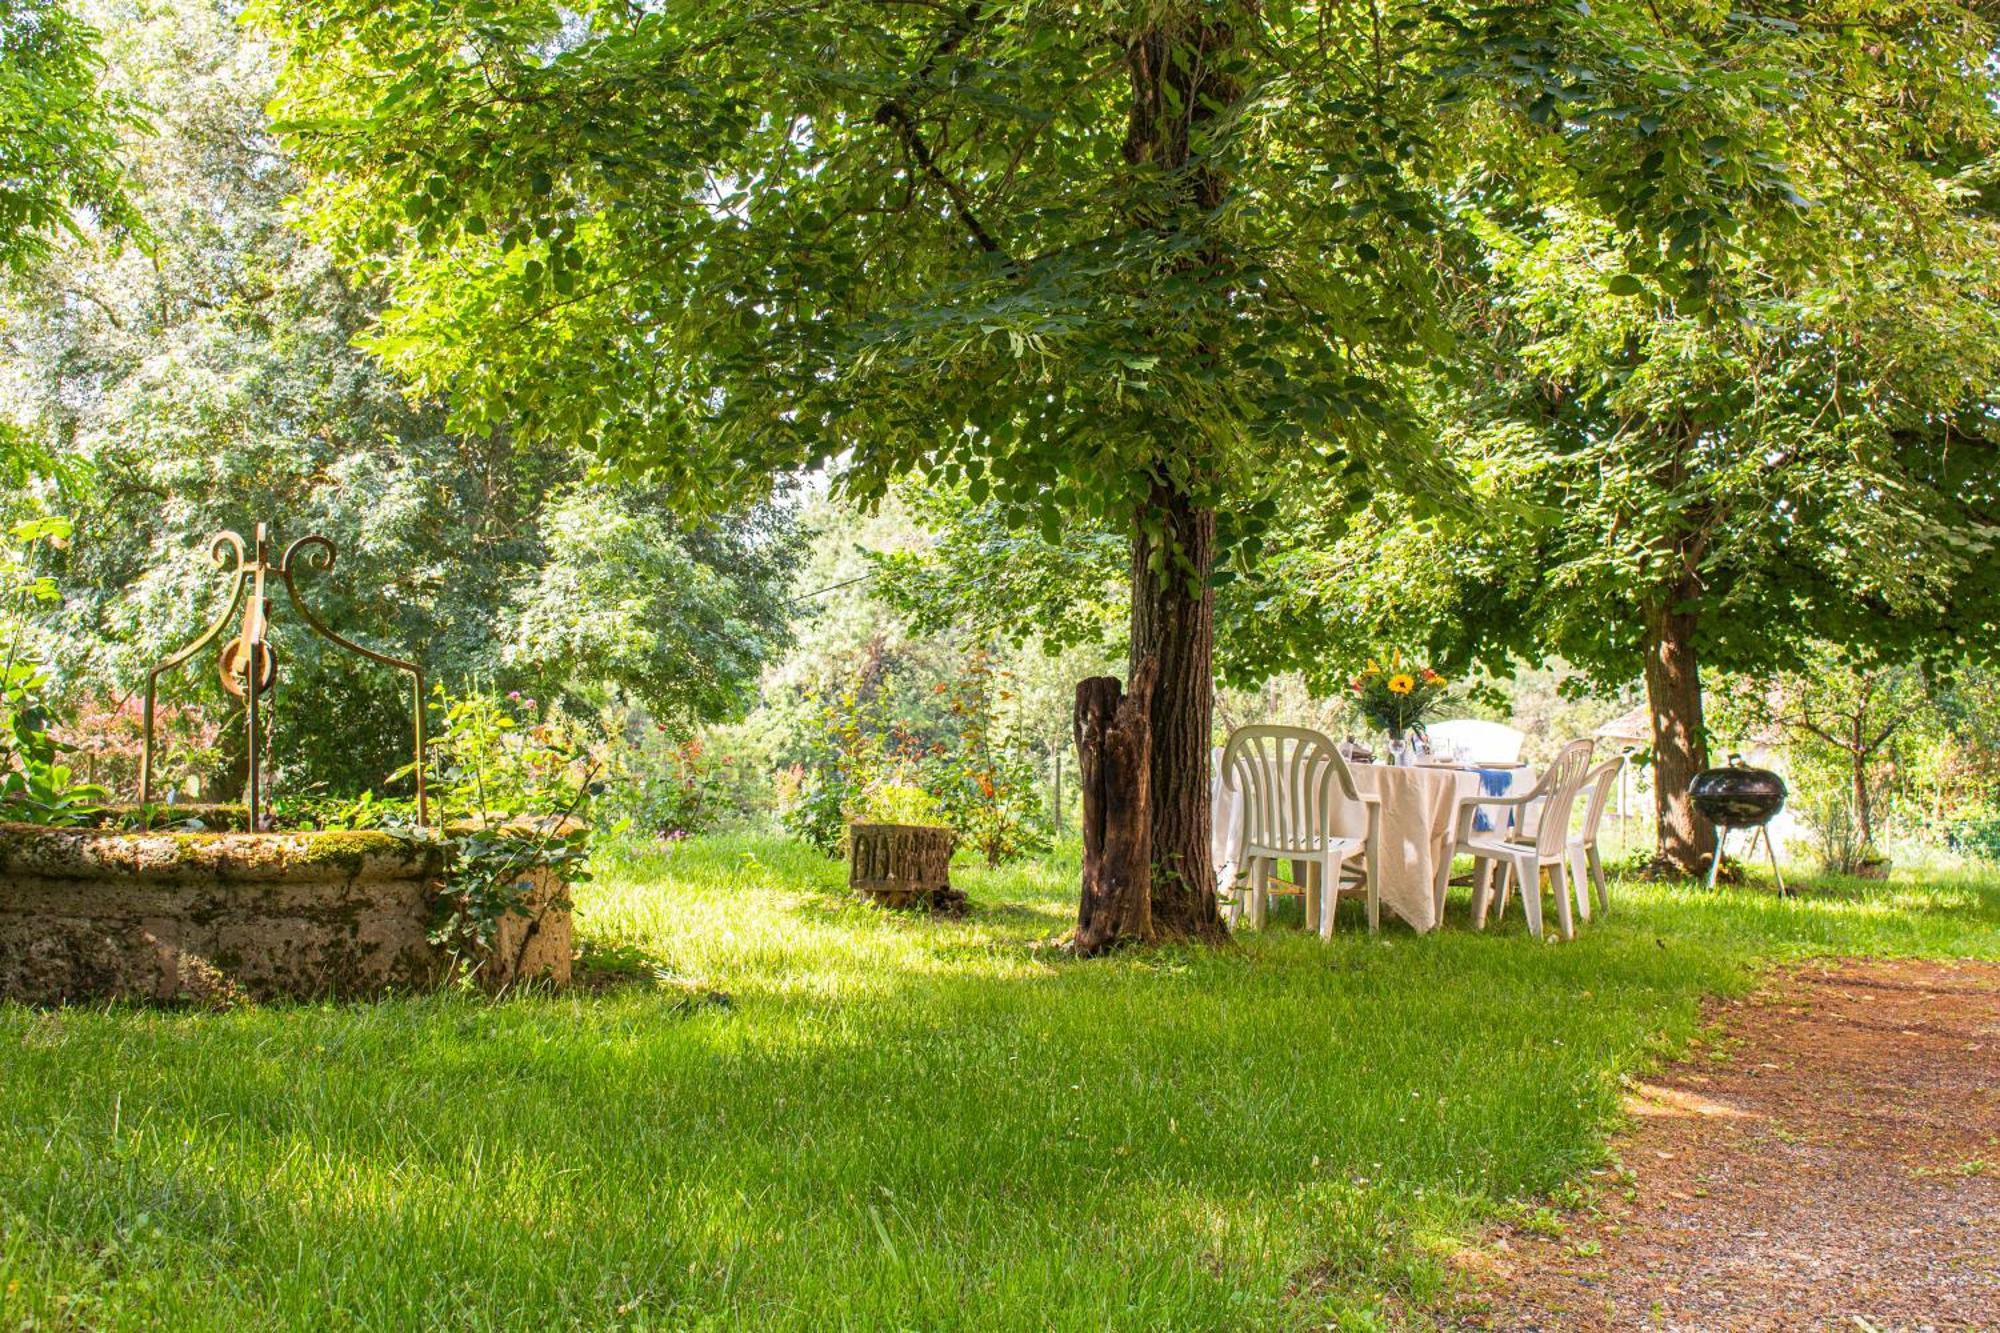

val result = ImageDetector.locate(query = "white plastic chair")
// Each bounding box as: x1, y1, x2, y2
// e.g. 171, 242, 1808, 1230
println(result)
1567, 755, 1624, 919
1452, 738, 1595, 939
1218, 726, 1383, 937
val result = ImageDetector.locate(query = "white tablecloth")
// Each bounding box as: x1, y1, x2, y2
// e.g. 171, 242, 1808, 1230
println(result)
1212, 761, 1535, 932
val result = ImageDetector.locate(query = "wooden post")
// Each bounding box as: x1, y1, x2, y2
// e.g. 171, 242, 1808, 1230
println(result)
1073, 658, 1157, 956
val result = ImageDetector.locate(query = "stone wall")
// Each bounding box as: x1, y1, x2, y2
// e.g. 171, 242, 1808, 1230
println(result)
0, 824, 571, 1004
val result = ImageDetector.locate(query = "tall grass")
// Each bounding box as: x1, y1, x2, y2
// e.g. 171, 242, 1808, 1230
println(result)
1, 836, 1993, 1330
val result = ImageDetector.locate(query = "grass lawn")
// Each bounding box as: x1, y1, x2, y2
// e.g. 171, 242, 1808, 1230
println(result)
2, 835, 1996, 1330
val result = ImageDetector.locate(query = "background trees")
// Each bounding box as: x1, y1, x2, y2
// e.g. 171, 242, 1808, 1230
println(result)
0, 0, 798, 799
0, 0, 1992, 893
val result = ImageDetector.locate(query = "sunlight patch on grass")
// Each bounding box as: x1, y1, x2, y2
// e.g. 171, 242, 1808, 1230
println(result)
1, 833, 1994, 1327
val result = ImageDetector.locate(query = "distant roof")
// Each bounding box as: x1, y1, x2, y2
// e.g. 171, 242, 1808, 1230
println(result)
1594, 704, 1653, 744
1593, 702, 1782, 750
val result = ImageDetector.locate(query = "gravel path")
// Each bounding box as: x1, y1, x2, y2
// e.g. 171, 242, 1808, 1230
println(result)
1442, 958, 2000, 1331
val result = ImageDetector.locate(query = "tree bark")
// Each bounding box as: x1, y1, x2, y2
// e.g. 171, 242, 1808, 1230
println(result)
1851, 716, 1875, 849
1129, 481, 1225, 941
1074, 660, 1157, 956
1642, 593, 1712, 874
1112, 6, 1239, 945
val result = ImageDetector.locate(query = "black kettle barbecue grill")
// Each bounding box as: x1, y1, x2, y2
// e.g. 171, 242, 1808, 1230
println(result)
1688, 754, 1789, 895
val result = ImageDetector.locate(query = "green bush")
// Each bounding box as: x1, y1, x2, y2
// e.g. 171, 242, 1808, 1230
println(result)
776, 650, 1049, 864
601, 733, 734, 841
1939, 808, 2000, 861
0, 517, 105, 825
412, 684, 596, 824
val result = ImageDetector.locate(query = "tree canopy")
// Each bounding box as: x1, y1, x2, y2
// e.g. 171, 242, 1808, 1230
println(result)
249, 0, 2000, 910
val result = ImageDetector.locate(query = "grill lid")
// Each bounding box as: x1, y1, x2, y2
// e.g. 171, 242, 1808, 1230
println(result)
1688, 753, 1787, 828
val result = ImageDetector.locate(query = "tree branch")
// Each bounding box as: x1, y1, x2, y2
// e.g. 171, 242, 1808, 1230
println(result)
870, 3, 1016, 268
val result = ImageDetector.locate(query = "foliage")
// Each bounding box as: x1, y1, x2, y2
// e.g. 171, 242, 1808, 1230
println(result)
777, 680, 896, 857
247, 0, 2000, 900
425, 818, 591, 983
244, 0, 1989, 541
1791, 789, 1884, 879
922, 648, 1047, 866
1940, 810, 2000, 864
54, 691, 220, 803
249, 0, 1464, 538
420, 684, 593, 826
318, 682, 600, 978
501, 484, 801, 727
1218, 66, 2000, 866
1915, 665, 2000, 827
599, 729, 736, 843
1349, 655, 1452, 740
1713, 650, 1930, 868
0, 515, 102, 823
867, 481, 1127, 659
856, 779, 945, 831
0, 0, 138, 274
0, 0, 799, 800
777, 645, 1046, 864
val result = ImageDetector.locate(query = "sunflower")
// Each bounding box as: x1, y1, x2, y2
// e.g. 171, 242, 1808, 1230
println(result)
1387, 672, 1417, 695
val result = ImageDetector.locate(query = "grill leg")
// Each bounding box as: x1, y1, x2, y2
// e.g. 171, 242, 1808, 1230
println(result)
1705, 827, 1729, 891
1758, 826, 1788, 897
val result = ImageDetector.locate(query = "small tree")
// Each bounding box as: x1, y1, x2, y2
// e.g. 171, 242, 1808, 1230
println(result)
1716, 651, 1931, 867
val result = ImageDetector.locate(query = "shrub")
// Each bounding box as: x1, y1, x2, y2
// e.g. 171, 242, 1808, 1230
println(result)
0, 516, 105, 825
58, 693, 223, 803
777, 649, 1048, 865
919, 650, 1047, 866
601, 733, 734, 840
861, 780, 944, 827
1793, 789, 1886, 876
418, 684, 595, 823
1937, 807, 2000, 862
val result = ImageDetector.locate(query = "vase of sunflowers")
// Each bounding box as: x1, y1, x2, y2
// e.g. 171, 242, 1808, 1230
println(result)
1350, 656, 1451, 761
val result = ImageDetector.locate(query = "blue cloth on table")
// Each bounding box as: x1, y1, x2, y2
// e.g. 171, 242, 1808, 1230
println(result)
1471, 767, 1514, 833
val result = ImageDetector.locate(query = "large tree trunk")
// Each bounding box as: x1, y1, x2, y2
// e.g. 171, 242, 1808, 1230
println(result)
1642, 594, 1711, 874
1110, 6, 1239, 945
1129, 481, 1225, 941
1073, 661, 1157, 956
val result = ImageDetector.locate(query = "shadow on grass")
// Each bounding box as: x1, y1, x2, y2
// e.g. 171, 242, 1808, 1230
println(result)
1, 833, 1994, 1327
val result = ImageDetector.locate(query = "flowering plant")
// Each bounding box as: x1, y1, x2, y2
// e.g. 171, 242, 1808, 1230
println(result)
1350, 654, 1451, 739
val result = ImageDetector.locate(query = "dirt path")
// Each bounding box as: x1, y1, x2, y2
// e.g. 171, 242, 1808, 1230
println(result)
1442, 958, 2000, 1331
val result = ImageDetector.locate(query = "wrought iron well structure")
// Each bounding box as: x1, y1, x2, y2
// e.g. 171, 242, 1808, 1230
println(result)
139, 524, 428, 824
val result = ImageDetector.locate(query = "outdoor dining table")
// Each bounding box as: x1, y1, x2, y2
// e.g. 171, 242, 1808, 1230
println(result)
1211, 758, 1537, 933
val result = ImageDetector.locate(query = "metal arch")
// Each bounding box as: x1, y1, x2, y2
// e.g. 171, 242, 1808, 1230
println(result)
137, 524, 430, 826
278, 534, 428, 824
139, 532, 250, 810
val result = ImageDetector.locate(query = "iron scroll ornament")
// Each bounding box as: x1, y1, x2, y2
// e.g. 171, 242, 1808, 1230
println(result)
138, 524, 429, 825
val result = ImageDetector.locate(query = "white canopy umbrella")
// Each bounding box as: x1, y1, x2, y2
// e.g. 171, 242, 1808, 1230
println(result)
1424, 718, 1526, 764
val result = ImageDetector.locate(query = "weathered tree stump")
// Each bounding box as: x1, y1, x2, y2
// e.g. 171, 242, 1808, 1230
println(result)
1072, 657, 1156, 956
849, 823, 965, 915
